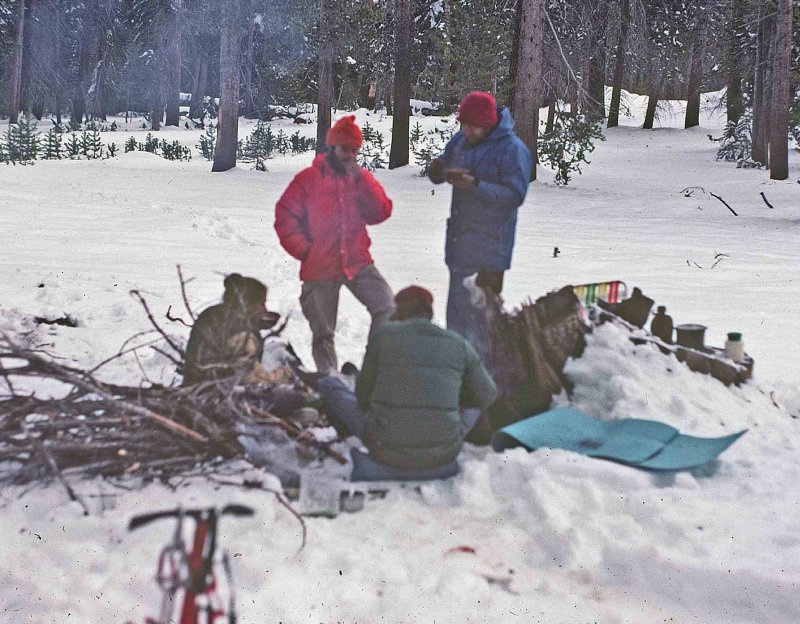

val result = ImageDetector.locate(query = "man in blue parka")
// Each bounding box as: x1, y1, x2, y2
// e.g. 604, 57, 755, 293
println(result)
428, 91, 532, 371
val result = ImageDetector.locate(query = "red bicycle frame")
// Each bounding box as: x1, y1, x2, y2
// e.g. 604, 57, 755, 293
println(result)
129, 504, 254, 624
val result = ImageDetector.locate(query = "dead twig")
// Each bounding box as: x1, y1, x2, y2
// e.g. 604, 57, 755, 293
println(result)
35, 440, 90, 516
129, 290, 185, 359
176, 265, 196, 322
760, 192, 774, 209
709, 192, 738, 216
166, 305, 192, 328
208, 476, 307, 554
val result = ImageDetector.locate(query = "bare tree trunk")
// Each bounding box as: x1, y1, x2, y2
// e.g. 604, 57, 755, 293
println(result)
242, 10, 256, 117
316, 0, 334, 152
545, 99, 555, 134
212, 0, 243, 172
389, 0, 411, 169
189, 50, 208, 120
384, 78, 393, 116
769, 0, 791, 180
607, 0, 630, 128
585, 7, 609, 121
752, 7, 774, 167
509, 0, 546, 180
164, 0, 183, 126
684, 13, 706, 129
751, 3, 766, 164
643, 61, 660, 130
725, 0, 745, 123
9, 0, 27, 123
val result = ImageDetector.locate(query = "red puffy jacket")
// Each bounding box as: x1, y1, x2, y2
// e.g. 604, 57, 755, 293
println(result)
275, 154, 393, 281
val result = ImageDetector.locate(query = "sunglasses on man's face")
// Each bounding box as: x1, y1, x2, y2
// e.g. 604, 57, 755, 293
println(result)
336, 146, 359, 154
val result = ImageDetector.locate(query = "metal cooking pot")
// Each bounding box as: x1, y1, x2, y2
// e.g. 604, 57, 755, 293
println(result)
675, 323, 707, 351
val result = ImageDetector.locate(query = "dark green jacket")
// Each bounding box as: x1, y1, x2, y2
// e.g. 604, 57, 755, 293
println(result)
355, 318, 498, 470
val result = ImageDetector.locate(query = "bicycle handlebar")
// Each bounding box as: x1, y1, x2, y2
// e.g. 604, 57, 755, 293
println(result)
128, 504, 255, 531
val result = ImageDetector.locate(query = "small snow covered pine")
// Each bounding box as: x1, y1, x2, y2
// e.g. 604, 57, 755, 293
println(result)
3, 116, 41, 164
197, 124, 216, 160
42, 127, 63, 160
64, 133, 81, 158
538, 113, 604, 186
710, 110, 762, 169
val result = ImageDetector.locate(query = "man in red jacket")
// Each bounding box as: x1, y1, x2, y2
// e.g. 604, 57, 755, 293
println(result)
275, 115, 395, 374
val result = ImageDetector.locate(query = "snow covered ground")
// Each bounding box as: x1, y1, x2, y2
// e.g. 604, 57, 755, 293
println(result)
1, 92, 799, 623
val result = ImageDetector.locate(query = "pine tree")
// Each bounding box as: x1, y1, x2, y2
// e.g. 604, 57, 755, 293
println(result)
4, 117, 42, 163
198, 124, 216, 160
43, 127, 64, 160
64, 133, 81, 158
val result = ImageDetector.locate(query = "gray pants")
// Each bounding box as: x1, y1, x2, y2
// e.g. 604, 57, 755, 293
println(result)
300, 264, 394, 374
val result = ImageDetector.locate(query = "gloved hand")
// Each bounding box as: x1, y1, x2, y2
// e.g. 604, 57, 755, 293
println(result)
429, 158, 445, 179
476, 269, 504, 295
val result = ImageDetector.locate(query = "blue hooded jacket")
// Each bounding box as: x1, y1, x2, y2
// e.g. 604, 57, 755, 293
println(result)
430, 107, 532, 273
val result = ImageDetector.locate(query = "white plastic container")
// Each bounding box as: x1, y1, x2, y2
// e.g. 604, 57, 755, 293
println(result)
725, 332, 745, 363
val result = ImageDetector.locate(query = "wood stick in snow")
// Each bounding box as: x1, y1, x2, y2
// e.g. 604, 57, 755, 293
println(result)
709, 192, 738, 216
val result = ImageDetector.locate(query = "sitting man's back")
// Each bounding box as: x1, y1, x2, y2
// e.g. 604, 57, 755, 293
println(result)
355, 308, 497, 470
319, 285, 497, 478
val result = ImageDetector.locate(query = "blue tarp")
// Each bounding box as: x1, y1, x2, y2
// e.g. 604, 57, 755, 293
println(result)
491, 408, 746, 471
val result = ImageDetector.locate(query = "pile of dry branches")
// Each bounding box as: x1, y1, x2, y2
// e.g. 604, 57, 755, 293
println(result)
0, 332, 345, 490
0, 272, 344, 492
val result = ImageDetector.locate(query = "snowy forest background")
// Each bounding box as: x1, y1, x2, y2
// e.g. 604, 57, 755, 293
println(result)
0, 0, 798, 179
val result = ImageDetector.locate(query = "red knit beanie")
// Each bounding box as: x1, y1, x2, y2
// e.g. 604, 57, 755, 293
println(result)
393, 286, 434, 320
457, 91, 499, 128
326, 115, 363, 149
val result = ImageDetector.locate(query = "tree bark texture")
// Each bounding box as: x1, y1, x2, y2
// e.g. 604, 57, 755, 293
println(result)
164, 0, 183, 127
509, 0, 546, 181
389, 0, 412, 169
725, 0, 745, 123
642, 59, 660, 130
752, 6, 774, 167
769, 0, 791, 180
212, 0, 243, 172
585, 7, 609, 121
684, 12, 706, 129
607, 0, 630, 128
190, 50, 208, 120
9, 0, 27, 122
316, 0, 335, 152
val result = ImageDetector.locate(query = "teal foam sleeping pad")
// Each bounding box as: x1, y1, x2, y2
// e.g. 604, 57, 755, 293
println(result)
490, 408, 746, 471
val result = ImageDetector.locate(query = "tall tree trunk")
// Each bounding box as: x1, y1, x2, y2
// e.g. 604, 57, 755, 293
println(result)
684, 13, 706, 129
643, 60, 660, 130
545, 99, 555, 134
585, 7, 609, 121
607, 0, 630, 127
9, 0, 27, 123
212, 0, 243, 171
769, 0, 791, 180
190, 50, 208, 120
509, 0, 546, 181
242, 11, 256, 117
389, 0, 411, 169
164, 0, 183, 126
384, 78, 393, 116
725, 0, 745, 123
752, 7, 774, 167
751, 3, 766, 164
316, 0, 334, 152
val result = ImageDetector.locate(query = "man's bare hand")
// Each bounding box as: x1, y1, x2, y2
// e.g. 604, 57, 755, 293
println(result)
450, 172, 476, 188
345, 158, 362, 181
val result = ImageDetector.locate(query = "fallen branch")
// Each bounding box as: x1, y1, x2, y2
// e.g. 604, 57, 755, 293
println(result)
129, 290, 185, 358
176, 265, 197, 322
36, 440, 90, 516
760, 192, 774, 209
709, 192, 738, 216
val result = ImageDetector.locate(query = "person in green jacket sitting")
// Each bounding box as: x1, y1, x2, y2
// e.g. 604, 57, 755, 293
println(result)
318, 285, 498, 481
